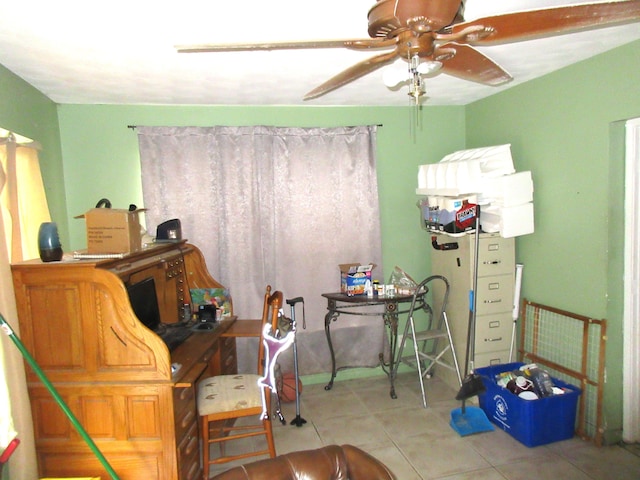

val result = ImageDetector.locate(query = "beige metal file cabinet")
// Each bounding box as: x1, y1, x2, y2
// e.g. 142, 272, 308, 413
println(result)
430, 232, 515, 391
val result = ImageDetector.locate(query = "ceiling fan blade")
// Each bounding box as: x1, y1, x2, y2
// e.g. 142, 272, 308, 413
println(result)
437, 43, 512, 85
176, 38, 394, 53
448, 0, 640, 46
304, 50, 398, 100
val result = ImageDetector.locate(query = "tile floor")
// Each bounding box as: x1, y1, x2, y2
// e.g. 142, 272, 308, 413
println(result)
207, 371, 640, 479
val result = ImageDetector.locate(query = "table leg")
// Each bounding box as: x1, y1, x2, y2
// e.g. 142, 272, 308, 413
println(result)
381, 301, 399, 399
324, 300, 338, 391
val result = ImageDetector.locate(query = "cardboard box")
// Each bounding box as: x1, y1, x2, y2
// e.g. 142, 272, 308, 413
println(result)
339, 263, 375, 296
476, 362, 581, 447
76, 208, 146, 254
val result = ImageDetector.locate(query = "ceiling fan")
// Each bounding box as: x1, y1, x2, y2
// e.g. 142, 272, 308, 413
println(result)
176, 0, 640, 104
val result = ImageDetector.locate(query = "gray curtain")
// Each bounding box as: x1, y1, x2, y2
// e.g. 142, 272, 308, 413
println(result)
137, 125, 383, 375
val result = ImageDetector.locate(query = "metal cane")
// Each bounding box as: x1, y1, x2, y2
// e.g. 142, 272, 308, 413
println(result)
286, 297, 306, 427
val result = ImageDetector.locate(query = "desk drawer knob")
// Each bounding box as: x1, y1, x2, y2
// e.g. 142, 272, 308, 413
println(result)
185, 461, 199, 480
185, 434, 198, 455
181, 409, 195, 429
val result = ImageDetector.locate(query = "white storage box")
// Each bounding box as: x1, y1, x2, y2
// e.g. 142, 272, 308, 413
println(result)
440, 143, 515, 177
416, 144, 516, 197
481, 203, 534, 238
479, 171, 534, 207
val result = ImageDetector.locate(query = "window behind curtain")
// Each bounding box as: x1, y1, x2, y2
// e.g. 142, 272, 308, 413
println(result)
137, 125, 384, 375
0, 130, 46, 478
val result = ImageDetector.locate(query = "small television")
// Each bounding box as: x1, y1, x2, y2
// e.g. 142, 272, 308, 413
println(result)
126, 277, 161, 332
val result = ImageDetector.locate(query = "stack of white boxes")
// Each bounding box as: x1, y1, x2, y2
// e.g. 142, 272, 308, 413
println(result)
416, 144, 534, 238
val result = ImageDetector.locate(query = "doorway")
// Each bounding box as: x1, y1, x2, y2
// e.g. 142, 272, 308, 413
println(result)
623, 117, 640, 443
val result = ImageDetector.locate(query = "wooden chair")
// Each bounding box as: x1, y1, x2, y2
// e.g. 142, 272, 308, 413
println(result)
197, 285, 285, 478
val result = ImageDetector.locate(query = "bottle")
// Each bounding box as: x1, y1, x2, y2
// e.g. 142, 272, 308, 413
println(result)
528, 368, 555, 397
365, 280, 373, 298
521, 364, 555, 397
182, 304, 192, 323
506, 376, 536, 396
495, 371, 516, 388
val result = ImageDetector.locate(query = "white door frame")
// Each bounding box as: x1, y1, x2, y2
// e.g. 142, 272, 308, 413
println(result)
623, 117, 640, 443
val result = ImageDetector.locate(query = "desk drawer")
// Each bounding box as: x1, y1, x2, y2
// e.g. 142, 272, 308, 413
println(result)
220, 336, 237, 374
174, 404, 197, 442
174, 386, 197, 441
177, 419, 200, 480
174, 383, 195, 413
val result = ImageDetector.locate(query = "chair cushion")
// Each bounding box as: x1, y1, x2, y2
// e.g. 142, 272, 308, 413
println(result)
198, 374, 263, 416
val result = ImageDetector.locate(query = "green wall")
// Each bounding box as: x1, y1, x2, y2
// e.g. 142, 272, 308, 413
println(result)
56, 105, 465, 282
1, 38, 638, 444
0, 64, 67, 243
466, 39, 640, 443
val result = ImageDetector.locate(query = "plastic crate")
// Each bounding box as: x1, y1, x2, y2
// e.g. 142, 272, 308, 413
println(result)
476, 362, 581, 447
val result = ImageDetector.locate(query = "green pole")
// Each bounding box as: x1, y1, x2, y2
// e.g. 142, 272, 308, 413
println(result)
0, 313, 120, 479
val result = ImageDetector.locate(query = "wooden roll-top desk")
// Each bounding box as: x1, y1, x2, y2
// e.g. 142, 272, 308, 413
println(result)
11, 242, 237, 480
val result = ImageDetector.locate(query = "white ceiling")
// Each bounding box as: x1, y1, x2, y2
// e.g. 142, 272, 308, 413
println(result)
0, 0, 638, 107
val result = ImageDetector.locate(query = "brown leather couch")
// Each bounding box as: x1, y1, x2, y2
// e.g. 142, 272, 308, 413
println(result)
211, 444, 397, 480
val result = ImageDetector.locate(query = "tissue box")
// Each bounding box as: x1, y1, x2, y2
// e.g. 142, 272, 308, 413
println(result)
476, 362, 581, 447
420, 195, 478, 232
76, 208, 146, 254
339, 263, 375, 295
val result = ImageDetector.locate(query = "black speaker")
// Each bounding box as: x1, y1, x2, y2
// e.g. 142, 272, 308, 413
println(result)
198, 304, 217, 323
156, 219, 182, 241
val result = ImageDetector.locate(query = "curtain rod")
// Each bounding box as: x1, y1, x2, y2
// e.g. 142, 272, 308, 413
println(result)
0, 132, 42, 149
128, 124, 382, 130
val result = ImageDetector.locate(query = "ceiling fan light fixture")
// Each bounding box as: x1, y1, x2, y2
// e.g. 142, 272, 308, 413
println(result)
382, 64, 409, 87
408, 57, 426, 105
417, 60, 443, 75
408, 76, 425, 98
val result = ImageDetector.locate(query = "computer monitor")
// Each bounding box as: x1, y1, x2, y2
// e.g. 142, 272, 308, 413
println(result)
126, 277, 161, 331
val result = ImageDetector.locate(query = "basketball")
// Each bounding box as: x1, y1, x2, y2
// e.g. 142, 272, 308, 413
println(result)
279, 373, 302, 403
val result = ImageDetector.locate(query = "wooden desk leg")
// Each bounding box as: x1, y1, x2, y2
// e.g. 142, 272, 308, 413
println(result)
324, 299, 339, 391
